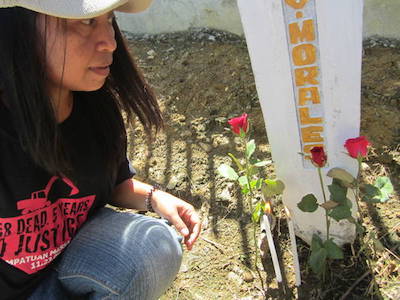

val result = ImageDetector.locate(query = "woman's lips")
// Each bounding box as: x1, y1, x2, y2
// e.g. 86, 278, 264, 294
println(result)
89, 66, 110, 76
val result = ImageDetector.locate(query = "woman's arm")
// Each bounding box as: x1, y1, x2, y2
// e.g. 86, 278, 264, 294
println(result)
111, 178, 201, 250
111, 178, 155, 211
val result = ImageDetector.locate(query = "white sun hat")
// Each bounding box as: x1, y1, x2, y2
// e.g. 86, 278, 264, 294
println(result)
0, 0, 154, 18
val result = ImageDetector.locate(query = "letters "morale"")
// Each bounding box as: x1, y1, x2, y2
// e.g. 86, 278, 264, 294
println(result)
286, 1, 325, 159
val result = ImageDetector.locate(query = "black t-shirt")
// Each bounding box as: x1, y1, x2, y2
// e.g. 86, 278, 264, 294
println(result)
0, 95, 135, 299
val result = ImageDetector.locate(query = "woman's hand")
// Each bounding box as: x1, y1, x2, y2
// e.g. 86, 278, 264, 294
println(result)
151, 190, 201, 250
111, 179, 201, 250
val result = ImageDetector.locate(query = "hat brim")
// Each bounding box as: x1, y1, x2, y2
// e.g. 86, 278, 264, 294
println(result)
0, 0, 153, 19
117, 0, 153, 14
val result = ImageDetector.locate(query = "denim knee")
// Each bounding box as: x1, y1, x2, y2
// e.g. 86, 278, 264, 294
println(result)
57, 209, 183, 300
120, 218, 183, 299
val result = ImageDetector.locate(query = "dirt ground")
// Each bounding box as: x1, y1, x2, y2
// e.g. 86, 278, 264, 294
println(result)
122, 30, 400, 299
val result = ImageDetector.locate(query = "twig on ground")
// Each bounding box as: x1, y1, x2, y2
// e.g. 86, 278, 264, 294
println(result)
253, 282, 266, 297
385, 245, 400, 260
201, 236, 225, 254
339, 270, 370, 300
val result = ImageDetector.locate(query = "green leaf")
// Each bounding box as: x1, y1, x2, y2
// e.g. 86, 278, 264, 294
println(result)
255, 178, 263, 190
250, 179, 258, 188
345, 198, 353, 209
251, 201, 266, 223
327, 168, 356, 187
347, 216, 356, 224
297, 194, 318, 212
375, 176, 393, 203
362, 177, 393, 203
375, 176, 393, 191
328, 205, 351, 222
228, 153, 244, 171
252, 202, 263, 223
332, 178, 347, 188
309, 247, 327, 276
247, 165, 258, 177
238, 176, 249, 188
328, 183, 347, 205
361, 184, 382, 203
249, 180, 262, 191
320, 200, 339, 210
311, 234, 323, 253
323, 239, 344, 259
262, 179, 285, 198
241, 186, 249, 195
253, 160, 272, 167
217, 164, 239, 181
246, 139, 256, 159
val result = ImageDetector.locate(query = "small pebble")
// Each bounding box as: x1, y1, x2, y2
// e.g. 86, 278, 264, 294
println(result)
242, 271, 254, 282
147, 49, 156, 56
179, 264, 189, 273
361, 162, 370, 171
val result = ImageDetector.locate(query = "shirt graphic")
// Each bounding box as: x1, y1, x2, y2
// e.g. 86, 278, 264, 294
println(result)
0, 176, 95, 274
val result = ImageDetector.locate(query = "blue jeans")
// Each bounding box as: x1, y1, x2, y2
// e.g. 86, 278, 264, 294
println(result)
28, 207, 183, 300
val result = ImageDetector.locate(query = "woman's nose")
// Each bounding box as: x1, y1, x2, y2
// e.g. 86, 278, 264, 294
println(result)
96, 24, 117, 53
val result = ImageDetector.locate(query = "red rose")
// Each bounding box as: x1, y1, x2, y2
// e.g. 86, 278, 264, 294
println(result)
228, 113, 249, 135
344, 136, 370, 159
310, 146, 327, 168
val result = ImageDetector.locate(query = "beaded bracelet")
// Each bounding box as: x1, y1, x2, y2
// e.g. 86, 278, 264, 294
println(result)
144, 185, 158, 212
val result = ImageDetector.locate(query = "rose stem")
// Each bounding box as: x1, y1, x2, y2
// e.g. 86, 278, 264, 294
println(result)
318, 167, 330, 240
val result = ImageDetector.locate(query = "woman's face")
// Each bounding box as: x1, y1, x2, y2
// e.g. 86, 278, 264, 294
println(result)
38, 12, 117, 96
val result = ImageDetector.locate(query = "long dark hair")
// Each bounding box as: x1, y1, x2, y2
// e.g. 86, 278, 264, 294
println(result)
0, 7, 162, 180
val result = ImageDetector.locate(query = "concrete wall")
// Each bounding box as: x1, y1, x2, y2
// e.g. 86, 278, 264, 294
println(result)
117, 0, 243, 36
117, 0, 400, 39
363, 0, 400, 38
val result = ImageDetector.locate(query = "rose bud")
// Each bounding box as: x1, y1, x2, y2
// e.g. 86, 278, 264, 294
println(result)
310, 146, 327, 168
228, 113, 249, 135
344, 136, 370, 159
